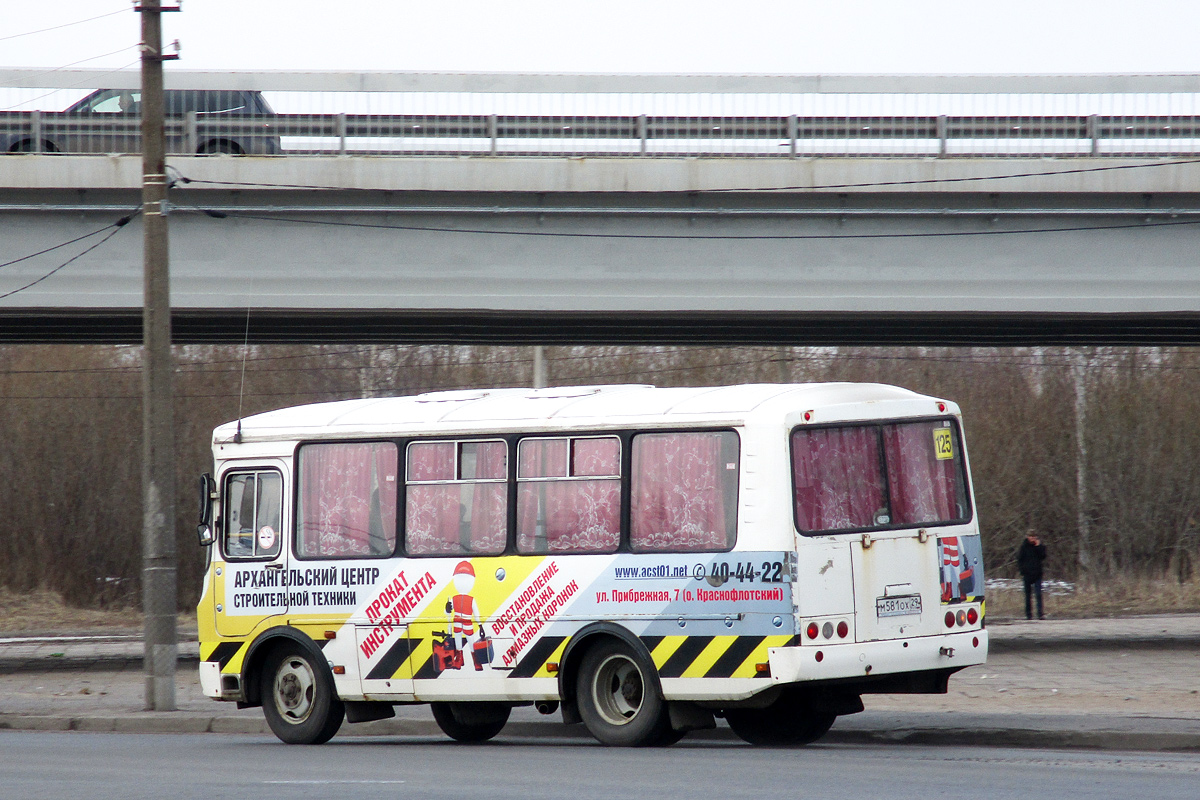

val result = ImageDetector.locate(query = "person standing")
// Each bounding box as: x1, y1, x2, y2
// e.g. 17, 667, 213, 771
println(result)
1017, 529, 1047, 620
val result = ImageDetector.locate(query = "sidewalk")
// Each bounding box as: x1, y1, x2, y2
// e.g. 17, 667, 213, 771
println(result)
2, 614, 1199, 751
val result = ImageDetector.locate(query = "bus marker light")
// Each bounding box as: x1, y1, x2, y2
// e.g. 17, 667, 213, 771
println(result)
973, 637, 979, 648
324, 630, 337, 639
546, 662, 559, 674
332, 666, 346, 675
967, 608, 979, 625
815, 651, 824, 663
937, 402, 946, 412
944, 611, 955, 628
755, 662, 770, 675
807, 622, 820, 639
836, 621, 849, 638
804, 410, 813, 421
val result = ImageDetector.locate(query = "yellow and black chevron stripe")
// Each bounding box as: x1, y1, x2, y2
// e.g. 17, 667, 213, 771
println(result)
365, 633, 797, 682
644, 635, 796, 679
201, 640, 247, 672
201, 635, 334, 674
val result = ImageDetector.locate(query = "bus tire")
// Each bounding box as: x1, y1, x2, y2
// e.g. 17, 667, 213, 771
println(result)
723, 692, 836, 746
430, 702, 510, 742
576, 638, 670, 747
260, 641, 344, 744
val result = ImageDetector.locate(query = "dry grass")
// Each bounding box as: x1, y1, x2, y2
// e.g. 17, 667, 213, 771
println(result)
0, 587, 142, 634
985, 578, 1200, 620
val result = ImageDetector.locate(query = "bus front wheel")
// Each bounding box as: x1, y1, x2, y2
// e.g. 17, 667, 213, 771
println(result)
431, 702, 510, 742
723, 692, 836, 746
260, 642, 345, 744
576, 639, 671, 746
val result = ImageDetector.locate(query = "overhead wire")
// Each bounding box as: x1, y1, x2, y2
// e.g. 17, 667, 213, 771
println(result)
175, 156, 1200, 196
0, 7, 127, 44
179, 207, 1200, 242
0, 211, 138, 301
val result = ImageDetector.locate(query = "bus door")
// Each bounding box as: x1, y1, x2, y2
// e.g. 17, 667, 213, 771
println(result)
213, 464, 289, 638
851, 531, 941, 641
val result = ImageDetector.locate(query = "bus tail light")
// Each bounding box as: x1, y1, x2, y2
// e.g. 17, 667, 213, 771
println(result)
836, 621, 849, 638
806, 622, 820, 639
944, 611, 956, 628
967, 607, 979, 625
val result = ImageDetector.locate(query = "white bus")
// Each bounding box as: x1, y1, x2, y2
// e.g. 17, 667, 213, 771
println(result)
195, 383, 987, 746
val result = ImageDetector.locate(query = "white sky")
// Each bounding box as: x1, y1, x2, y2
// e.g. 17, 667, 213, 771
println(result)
2, 0, 1200, 75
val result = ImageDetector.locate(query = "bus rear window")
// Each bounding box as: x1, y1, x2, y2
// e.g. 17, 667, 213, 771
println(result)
792, 420, 969, 534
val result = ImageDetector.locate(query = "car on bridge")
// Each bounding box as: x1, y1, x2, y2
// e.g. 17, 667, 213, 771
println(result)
1, 88, 281, 155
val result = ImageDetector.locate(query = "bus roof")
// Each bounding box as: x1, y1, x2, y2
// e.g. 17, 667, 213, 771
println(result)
213, 382, 955, 444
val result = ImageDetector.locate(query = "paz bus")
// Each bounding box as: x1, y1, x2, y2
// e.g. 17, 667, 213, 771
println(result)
195, 383, 987, 746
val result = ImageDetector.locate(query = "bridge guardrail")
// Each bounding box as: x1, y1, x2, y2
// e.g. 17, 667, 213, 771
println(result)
6, 70, 1200, 158
5, 112, 1200, 158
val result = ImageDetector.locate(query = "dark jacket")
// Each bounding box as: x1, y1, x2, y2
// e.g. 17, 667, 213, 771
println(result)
1017, 538, 1047, 581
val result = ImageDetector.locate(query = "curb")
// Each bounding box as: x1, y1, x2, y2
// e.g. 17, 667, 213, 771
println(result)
3, 714, 1198, 752
988, 636, 1200, 653
0, 655, 201, 674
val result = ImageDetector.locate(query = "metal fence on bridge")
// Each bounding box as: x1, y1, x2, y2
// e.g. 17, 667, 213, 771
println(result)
5, 69, 1200, 158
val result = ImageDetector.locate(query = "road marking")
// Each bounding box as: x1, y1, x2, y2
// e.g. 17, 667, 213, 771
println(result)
263, 780, 407, 785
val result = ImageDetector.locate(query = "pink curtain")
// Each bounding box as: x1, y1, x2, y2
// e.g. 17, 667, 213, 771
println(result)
630, 432, 734, 552
573, 437, 620, 477
884, 423, 961, 525
468, 442, 508, 553
297, 442, 398, 558
406, 440, 507, 555
517, 437, 620, 553
792, 427, 884, 532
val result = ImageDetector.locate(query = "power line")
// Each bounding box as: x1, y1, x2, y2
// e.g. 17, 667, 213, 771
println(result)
192, 208, 1200, 242
177, 156, 1200, 196
0, 222, 129, 270
0, 8, 127, 43
4, 343, 1199, 381
0, 212, 136, 300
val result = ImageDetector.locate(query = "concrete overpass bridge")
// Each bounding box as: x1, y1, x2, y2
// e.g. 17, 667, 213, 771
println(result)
4, 70, 1200, 345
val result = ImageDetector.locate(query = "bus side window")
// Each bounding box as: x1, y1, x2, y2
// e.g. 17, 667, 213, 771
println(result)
516, 436, 621, 554
223, 470, 282, 560
405, 439, 507, 556
630, 431, 739, 553
295, 442, 399, 559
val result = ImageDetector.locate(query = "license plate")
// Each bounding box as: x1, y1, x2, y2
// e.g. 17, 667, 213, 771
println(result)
876, 594, 922, 618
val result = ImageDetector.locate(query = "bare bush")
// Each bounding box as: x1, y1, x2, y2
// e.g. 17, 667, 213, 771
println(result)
2, 342, 1198, 611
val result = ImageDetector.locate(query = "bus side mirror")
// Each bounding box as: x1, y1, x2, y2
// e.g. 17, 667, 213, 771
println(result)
197, 473, 216, 547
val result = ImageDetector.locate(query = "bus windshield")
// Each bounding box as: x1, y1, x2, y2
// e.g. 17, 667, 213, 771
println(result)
792, 419, 970, 534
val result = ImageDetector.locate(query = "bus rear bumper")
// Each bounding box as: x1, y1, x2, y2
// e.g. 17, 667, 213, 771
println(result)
768, 629, 987, 686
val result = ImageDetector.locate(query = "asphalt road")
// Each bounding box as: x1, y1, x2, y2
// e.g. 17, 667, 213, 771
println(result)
4, 732, 1200, 800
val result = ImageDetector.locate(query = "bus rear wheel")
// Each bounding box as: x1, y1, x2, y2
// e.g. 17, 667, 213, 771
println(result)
576, 639, 671, 747
724, 692, 836, 746
260, 642, 345, 744
430, 702, 510, 742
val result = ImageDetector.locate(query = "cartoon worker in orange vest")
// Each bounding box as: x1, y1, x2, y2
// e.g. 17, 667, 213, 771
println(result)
446, 560, 491, 671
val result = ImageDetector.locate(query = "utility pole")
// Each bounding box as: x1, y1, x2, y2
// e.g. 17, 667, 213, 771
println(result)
532, 345, 547, 388
1072, 348, 1091, 588
140, 0, 178, 712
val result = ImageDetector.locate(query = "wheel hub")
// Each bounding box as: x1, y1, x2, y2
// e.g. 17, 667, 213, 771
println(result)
274, 657, 316, 723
